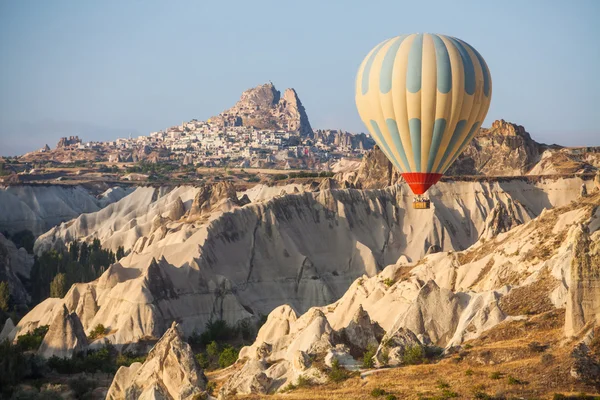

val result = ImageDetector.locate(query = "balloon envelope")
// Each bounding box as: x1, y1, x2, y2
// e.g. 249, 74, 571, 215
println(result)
355, 33, 492, 195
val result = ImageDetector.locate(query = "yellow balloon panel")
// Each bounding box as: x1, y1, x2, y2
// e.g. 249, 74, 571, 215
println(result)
355, 33, 492, 175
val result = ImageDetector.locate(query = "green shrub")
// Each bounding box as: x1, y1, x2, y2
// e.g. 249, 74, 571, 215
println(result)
465, 369, 474, 376
437, 380, 450, 389
206, 341, 219, 360
327, 358, 351, 383
507, 375, 526, 385
362, 344, 377, 368
68, 376, 97, 398
17, 325, 49, 351
195, 352, 210, 369
440, 389, 459, 398
382, 278, 395, 287
218, 345, 238, 368
199, 320, 236, 346
9, 230, 35, 254
371, 387, 387, 397
489, 371, 502, 380
385, 395, 398, 400
116, 351, 146, 367
206, 381, 216, 395
296, 375, 312, 388
402, 345, 424, 365
87, 324, 107, 341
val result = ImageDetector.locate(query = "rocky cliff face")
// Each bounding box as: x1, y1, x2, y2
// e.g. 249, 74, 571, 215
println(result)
446, 119, 541, 176
565, 221, 600, 336
221, 192, 600, 394
210, 82, 313, 136
0, 185, 132, 236
0, 232, 33, 308
37, 305, 88, 359
107, 322, 207, 400
11, 178, 590, 355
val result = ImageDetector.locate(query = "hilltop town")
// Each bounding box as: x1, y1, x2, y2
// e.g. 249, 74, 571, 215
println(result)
13, 83, 373, 171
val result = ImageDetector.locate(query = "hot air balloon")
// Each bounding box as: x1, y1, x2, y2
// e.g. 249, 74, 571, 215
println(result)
355, 33, 492, 208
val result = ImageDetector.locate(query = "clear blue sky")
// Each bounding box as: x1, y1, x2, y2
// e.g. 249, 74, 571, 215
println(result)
1, 0, 599, 156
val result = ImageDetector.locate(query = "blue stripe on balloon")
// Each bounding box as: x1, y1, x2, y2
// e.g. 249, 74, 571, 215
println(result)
408, 118, 422, 172
458, 39, 490, 97
431, 35, 452, 94
361, 39, 391, 95
406, 34, 424, 94
426, 118, 447, 173
448, 37, 475, 95
380, 35, 409, 94
369, 120, 404, 172
438, 119, 467, 170
385, 118, 411, 172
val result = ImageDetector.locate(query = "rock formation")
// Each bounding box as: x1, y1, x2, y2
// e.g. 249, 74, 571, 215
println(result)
107, 322, 207, 400
15, 179, 590, 354
38, 305, 88, 359
219, 192, 600, 395
0, 185, 131, 236
565, 223, 600, 336
373, 327, 422, 368
339, 305, 383, 357
210, 82, 313, 136
0, 232, 34, 308
223, 307, 332, 395
0, 318, 15, 341
447, 119, 541, 176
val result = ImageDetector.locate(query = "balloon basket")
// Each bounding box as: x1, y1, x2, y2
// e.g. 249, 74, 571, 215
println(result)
412, 197, 431, 209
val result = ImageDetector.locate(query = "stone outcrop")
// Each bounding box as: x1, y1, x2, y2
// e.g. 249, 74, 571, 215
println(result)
187, 181, 241, 220
38, 305, 88, 359
352, 145, 399, 189
210, 82, 312, 136
167, 196, 185, 221
107, 322, 207, 400
373, 327, 422, 368
479, 199, 527, 240
447, 119, 541, 176
565, 224, 600, 336
0, 232, 33, 308
226, 307, 332, 395
339, 305, 383, 356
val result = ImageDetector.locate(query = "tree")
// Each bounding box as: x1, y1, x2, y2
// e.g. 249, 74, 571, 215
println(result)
9, 230, 35, 254
116, 246, 125, 260
50, 273, 67, 298
0, 281, 9, 312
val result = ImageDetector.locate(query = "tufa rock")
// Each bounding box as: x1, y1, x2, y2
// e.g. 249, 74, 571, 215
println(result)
38, 305, 88, 359
167, 196, 185, 221
565, 224, 600, 336
107, 322, 207, 400
219, 359, 272, 398
0, 318, 15, 342
339, 305, 383, 357
373, 327, 422, 368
